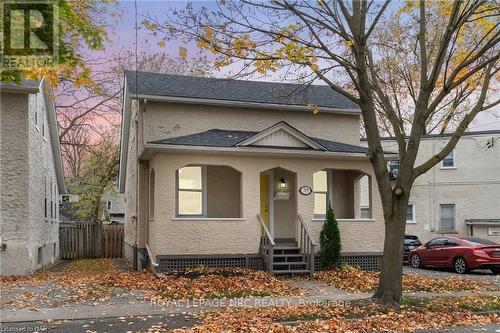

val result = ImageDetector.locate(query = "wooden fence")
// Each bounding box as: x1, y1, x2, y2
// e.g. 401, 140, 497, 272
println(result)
59, 222, 124, 259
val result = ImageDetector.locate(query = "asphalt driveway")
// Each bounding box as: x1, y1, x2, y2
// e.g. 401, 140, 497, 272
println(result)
404, 266, 500, 283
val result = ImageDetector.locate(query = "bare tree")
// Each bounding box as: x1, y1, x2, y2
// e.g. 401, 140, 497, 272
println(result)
144, 0, 499, 305
56, 49, 212, 175
60, 126, 91, 178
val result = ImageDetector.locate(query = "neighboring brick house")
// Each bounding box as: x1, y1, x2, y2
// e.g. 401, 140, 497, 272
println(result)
361, 130, 500, 243
119, 72, 397, 274
0, 79, 65, 276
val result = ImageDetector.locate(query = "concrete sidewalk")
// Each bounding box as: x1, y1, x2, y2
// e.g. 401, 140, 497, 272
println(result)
2, 289, 499, 323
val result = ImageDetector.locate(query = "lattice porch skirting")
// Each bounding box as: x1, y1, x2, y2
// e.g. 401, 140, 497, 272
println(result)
156, 253, 382, 272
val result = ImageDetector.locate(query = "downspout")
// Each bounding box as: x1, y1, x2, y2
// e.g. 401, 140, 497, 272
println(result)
430, 140, 437, 233
134, 99, 140, 270
137, 97, 160, 275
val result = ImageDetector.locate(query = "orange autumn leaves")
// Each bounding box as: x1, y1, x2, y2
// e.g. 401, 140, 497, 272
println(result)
0, 259, 300, 309
314, 266, 498, 293
172, 297, 500, 333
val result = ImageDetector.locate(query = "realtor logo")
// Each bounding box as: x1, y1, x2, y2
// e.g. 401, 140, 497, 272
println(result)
1, 0, 59, 69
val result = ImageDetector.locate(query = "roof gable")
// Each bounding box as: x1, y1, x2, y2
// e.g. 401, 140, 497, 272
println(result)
237, 121, 326, 150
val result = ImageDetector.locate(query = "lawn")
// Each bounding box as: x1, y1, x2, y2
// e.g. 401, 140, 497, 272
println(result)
0, 259, 301, 309
314, 266, 499, 293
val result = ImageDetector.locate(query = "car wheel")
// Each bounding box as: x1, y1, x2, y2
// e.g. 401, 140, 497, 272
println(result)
453, 257, 468, 274
410, 253, 421, 268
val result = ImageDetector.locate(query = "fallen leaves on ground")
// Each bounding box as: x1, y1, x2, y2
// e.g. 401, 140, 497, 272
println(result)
170, 297, 500, 333
0, 259, 300, 309
314, 266, 498, 293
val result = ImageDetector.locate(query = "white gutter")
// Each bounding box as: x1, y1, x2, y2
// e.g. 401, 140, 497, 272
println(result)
140, 143, 397, 160
131, 93, 361, 115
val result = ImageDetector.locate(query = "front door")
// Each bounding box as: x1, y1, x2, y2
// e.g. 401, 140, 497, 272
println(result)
260, 175, 270, 230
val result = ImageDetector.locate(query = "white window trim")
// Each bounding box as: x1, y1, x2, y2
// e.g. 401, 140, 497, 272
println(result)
440, 149, 456, 169
175, 165, 207, 217
313, 170, 331, 219
406, 203, 416, 224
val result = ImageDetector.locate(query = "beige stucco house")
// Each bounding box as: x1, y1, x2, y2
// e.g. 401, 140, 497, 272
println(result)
119, 72, 396, 274
0, 79, 65, 276
362, 131, 500, 244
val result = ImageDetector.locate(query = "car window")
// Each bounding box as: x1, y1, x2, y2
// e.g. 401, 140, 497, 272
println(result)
444, 238, 459, 246
428, 238, 445, 247
463, 238, 498, 246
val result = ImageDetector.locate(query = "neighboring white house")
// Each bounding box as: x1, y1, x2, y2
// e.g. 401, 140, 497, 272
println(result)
362, 130, 500, 243
0, 79, 66, 276
119, 72, 397, 274
101, 183, 125, 224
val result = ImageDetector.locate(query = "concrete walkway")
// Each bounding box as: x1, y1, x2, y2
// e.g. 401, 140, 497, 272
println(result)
2, 281, 499, 323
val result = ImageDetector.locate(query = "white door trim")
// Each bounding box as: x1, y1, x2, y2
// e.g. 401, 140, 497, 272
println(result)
262, 170, 275, 238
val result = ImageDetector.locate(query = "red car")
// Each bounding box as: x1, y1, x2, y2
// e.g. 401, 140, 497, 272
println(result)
409, 236, 500, 274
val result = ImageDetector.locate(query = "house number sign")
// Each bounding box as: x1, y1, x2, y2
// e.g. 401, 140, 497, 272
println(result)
299, 186, 312, 196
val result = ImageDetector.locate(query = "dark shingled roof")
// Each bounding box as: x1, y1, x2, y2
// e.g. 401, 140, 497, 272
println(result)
125, 71, 359, 110
149, 129, 373, 154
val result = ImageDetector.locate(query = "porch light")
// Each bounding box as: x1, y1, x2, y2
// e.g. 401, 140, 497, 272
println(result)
279, 177, 287, 190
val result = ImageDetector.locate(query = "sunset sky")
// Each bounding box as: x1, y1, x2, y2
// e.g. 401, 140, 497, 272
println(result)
92, 0, 500, 131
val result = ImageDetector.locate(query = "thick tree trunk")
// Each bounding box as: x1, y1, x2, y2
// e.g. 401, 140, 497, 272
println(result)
373, 195, 409, 306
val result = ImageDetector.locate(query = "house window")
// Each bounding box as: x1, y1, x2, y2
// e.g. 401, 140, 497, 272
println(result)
488, 227, 500, 236
34, 102, 39, 130
50, 180, 53, 219
406, 203, 416, 223
176, 165, 241, 218
388, 161, 399, 180
441, 150, 455, 168
440, 204, 455, 231
54, 183, 57, 220
149, 169, 155, 219
313, 170, 328, 217
107, 201, 112, 210
44, 178, 48, 219
360, 206, 370, 218
177, 166, 204, 216
37, 247, 43, 265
